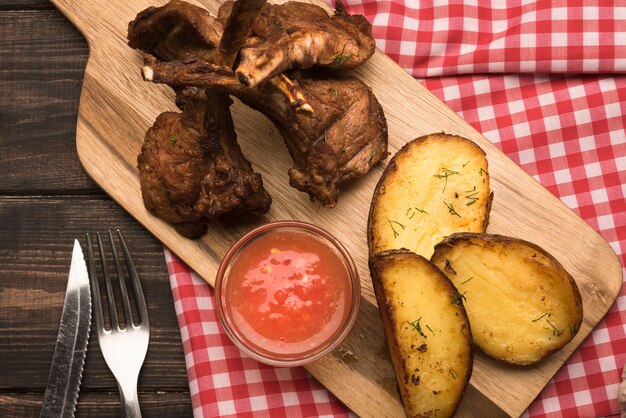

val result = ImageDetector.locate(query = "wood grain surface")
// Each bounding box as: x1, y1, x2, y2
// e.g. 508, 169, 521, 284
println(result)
0, 4, 193, 416
0, 392, 192, 417
0, 198, 193, 416
48, 0, 623, 416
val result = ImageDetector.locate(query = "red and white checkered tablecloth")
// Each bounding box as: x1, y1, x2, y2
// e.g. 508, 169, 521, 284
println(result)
166, 1, 626, 416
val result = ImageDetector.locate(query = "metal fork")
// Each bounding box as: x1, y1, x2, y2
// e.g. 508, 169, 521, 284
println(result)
86, 230, 150, 418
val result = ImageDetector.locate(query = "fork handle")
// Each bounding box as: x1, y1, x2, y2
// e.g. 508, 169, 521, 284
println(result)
118, 380, 142, 418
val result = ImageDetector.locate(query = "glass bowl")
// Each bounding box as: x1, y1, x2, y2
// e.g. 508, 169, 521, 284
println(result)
214, 221, 360, 367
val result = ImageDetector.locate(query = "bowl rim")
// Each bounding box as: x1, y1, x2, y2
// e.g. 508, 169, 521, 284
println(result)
214, 220, 361, 367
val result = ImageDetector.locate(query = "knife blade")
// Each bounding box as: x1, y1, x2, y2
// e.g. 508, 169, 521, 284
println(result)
40, 240, 92, 418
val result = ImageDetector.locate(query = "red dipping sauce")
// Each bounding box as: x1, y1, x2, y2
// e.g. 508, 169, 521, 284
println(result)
215, 222, 360, 366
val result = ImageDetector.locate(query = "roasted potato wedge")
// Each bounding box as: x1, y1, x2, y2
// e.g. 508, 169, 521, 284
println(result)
368, 133, 492, 259
431, 233, 583, 365
370, 250, 473, 418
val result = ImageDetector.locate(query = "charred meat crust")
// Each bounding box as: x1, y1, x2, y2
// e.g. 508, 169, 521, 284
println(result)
139, 57, 389, 207
137, 89, 271, 238
128, 0, 223, 63
129, 0, 385, 235
234, 1, 376, 87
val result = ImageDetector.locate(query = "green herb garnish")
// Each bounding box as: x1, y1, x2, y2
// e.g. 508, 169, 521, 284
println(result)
461, 276, 474, 285
533, 313, 565, 337
408, 318, 427, 338
433, 168, 460, 192
451, 291, 467, 306
443, 201, 461, 217
546, 319, 565, 337
479, 167, 488, 183
532, 312, 551, 322
406, 206, 429, 219
330, 44, 353, 68
169, 134, 178, 144
388, 220, 406, 238
465, 186, 479, 206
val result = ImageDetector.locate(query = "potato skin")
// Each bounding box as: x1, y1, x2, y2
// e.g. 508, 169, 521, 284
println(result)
432, 233, 583, 365
370, 250, 473, 418
368, 133, 492, 259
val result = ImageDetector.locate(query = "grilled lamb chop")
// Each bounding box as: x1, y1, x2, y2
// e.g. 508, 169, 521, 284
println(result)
218, 0, 376, 87
130, 0, 385, 211
217, 0, 267, 67
129, 0, 313, 114
142, 60, 388, 207
128, 0, 223, 63
130, 0, 375, 88
138, 88, 271, 238
131, 0, 273, 237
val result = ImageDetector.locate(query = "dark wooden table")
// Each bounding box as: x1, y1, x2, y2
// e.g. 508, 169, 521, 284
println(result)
0, 1, 193, 416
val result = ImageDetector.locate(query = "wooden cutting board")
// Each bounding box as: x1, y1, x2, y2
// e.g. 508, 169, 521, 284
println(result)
50, 0, 623, 416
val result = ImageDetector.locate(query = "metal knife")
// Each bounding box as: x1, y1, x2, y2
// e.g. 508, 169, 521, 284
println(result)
40, 240, 92, 418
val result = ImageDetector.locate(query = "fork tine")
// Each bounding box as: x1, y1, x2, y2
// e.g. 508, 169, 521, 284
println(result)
117, 229, 149, 327
88, 231, 149, 418
109, 230, 134, 328
97, 232, 119, 330
86, 233, 105, 332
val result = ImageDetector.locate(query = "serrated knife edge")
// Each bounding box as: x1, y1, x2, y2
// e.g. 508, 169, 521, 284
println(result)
40, 240, 92, 418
